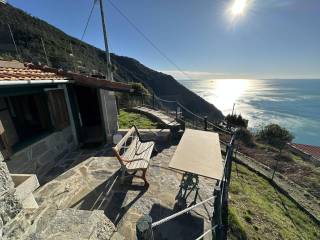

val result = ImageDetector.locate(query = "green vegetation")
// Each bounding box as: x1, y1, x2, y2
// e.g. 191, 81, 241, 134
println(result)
225, 114, 249, 128
236, 128, 255, 147
228, 164, 320, 240
118, 109, 159, 129
257, 123, 294, 155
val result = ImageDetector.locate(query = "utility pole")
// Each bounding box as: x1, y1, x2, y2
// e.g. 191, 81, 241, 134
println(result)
98, 0, 113, 81
97, 0, 118, 142
231, 103, 236, 116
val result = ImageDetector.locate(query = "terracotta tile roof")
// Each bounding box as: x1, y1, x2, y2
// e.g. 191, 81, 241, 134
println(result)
0, 61, 67, 81
0, 61, 133, 92
289, 143, 320, 160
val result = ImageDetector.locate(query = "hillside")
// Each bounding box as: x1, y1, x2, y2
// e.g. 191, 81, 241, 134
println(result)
228, 164, 320, 240
0, 3, 223, 121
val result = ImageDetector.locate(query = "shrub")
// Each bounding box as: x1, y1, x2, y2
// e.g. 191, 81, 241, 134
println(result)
225, 114, 248, 128
257, 124, 294, 155
131, 82, 149, 96
117, 82, 150, 108
236, 128, 255, 147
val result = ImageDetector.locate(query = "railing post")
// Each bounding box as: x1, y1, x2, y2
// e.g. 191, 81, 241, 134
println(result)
213, 185, 223, 240
204, 116, 208, 131
136, 215, 154, 240
222, 135, 236, 240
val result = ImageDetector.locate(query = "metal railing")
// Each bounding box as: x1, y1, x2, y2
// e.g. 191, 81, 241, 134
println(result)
119, 92, 232, 136
136, 133, 236, 240
118, 91, 237, 239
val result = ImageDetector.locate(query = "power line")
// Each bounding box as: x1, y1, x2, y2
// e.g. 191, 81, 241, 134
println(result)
81, 0, 98, 41
107, 0, 198, 82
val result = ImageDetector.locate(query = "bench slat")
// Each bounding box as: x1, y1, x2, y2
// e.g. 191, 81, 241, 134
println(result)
122, 137, 140, 160
114, 126, 136, 152
113, 125, 155, 186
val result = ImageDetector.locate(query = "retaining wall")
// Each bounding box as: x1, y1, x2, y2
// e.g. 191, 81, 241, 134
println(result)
6, 127, 77, 182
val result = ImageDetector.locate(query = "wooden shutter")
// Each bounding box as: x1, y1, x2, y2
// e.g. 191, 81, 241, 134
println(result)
47, 89, 70, 130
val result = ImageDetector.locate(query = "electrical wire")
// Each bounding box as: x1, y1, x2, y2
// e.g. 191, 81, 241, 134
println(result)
107, 0, 200, 83
81, 0, 98, 41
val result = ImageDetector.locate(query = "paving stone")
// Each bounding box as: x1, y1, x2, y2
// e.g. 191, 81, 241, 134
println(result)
33, 209, 116, 240
4, 140, 216, 240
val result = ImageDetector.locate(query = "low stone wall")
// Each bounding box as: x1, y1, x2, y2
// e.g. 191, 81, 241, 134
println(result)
6, 127, 77, 182
117, 128, 171, 143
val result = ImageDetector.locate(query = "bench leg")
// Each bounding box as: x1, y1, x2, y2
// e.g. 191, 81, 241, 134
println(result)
142, 169, 149, 188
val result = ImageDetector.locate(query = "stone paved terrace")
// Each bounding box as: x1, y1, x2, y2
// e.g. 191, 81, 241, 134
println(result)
33, 139, 218, 239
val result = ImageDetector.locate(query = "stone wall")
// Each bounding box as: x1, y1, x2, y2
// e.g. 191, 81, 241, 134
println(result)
0, 151, 22, 239
100, 90, 119, 143
6, 127, 77, 182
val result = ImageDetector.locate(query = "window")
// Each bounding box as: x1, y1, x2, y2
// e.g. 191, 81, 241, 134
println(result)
0, 89, 70, 154
7, 93, 52, 142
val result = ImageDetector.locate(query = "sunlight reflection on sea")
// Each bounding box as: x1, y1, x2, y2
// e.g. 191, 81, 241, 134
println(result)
178, 79, 320, 145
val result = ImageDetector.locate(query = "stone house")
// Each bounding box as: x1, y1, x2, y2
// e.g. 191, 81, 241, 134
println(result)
0, 60, 133, 181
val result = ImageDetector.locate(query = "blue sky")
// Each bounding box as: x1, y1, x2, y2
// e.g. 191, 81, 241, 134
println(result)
7, 0, 320, 79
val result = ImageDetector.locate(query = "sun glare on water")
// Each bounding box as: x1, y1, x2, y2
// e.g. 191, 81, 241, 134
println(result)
206, 79, 251, 114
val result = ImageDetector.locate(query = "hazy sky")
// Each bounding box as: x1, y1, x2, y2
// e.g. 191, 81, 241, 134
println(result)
7, 0, 320, 79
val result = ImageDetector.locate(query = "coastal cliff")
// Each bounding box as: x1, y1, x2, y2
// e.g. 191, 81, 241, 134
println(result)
0, 3, 223, 120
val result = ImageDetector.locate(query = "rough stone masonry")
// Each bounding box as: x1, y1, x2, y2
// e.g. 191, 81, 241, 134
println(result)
0, 151, 22, 238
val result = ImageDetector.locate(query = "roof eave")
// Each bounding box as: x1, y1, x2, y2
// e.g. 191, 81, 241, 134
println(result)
0, 79, 73, 86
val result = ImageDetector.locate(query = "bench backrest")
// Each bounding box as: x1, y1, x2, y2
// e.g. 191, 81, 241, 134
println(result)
112, 126, 141, 166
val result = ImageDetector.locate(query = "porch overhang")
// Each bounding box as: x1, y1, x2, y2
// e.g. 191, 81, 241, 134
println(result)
26, 64, 134, 93
67, 72, 134, 93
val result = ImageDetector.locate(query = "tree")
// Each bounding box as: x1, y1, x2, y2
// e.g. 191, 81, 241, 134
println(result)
225, 114, 248, 128
257, 123, 294, 180
236, 128, 255, 147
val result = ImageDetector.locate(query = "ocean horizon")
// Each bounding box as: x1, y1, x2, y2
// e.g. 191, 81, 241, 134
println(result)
178, 79, 320, 146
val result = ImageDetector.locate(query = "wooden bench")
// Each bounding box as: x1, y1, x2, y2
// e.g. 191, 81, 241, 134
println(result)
112, 126, 155, 187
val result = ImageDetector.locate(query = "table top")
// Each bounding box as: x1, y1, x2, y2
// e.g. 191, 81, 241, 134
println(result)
169, 129, 224, 180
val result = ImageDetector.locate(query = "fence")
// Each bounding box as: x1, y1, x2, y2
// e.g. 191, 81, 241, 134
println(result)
136, 134, 236, 240
118, 92, 232, 137
118, 91, 237, 239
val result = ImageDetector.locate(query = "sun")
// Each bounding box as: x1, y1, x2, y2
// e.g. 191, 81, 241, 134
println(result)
231, 0, 248, 16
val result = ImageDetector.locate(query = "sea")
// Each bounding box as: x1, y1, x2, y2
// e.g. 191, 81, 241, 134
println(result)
178, 79, 320, 146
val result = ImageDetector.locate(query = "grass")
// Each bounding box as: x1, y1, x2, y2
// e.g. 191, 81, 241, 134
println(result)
118, 109, 160, 129
228, 163, 320, 240
234, 136, 320, 199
